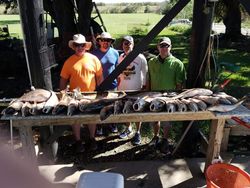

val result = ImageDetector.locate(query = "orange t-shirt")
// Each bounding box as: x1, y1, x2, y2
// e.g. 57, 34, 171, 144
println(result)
60, 53, 103, 91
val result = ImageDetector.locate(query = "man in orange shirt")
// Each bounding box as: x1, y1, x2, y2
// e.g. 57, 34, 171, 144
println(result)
60, 34, 103, 153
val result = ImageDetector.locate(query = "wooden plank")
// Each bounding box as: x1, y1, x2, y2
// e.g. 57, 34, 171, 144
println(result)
205, 119, 225, 171
221, 127, 231, 152
230, 125, 250, 136
5, 111, 217, 127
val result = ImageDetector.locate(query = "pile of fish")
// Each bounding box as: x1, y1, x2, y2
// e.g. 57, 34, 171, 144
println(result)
1, 88, 246, 120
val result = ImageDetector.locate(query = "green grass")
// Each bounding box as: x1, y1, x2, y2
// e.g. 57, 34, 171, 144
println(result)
95, 13, 165, 37
217, 49, 250, 87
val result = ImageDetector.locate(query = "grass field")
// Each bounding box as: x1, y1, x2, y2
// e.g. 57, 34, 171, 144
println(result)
0, 13, 168, 38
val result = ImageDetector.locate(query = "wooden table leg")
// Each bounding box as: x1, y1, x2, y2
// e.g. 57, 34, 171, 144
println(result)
205, 119, 225, 171
19, 126, 37, 167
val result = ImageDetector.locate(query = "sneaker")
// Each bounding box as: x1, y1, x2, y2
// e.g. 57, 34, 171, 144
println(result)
148, 136, 160, 148
119, 129, 133, 139
75, 140, 85, 153
96, 127, 103, 136
160, 138, 170, 154
132, 133, 141, 145
109, 124, 118, 133
89, 138, 98, 151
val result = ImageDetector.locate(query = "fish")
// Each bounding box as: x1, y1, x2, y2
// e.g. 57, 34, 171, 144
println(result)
100, 104, 114, 121
189, 98, 207, 111
18, 88, 52, 103
21, 101, 32, 117
213, 92, 238, 104
173, 88, 213, 99
1, 100, 24, 115
2, 88, 54, 116
114, 100, 124, 115
207, 96, 247, 112
165, 101, 176, 113
123, 100, 134, 114
29, 102, 46, 115
126, 91, 162, 100
181, 98, 199, 112
79, 91, 126, 113
218, 97, 232, 105
174, 99, 187, 112
52, 91, 72, 115
149, 98, 166, 112
42, 91, 59, 114
79, 99, 113, 113
78, 98, 92, 112
133, 96, 154, 112
132, 93, 162, 112
194, 95, 220, 105
67, 98, 79, 116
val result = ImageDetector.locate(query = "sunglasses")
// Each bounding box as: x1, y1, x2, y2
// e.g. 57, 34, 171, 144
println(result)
123, 41, 131, 46
159, 44, 170, 48
74, 43, 85, 48
101, 38, 112, 42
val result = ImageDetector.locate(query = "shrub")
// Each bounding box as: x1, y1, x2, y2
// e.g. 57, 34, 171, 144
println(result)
128, 26, 147, 35
121, 4, 139, 13
169, 24, 192, 36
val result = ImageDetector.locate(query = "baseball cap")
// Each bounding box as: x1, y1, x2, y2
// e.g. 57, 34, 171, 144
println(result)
158, 37, 171, 45
123, 35, 134, 43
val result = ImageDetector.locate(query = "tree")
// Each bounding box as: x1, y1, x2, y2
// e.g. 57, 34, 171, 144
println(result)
215, 0, 242, 41
43, 0, 95, 59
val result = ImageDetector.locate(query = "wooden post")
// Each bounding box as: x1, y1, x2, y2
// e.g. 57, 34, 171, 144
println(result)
17, 0, 52, 90
19, 126, 37, 167
205, 119, 225, 171
187, 0, 215, 88
221, 127, 231, 152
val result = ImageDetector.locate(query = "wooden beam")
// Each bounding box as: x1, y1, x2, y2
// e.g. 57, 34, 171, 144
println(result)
7, 111, 216, 127
17, 0, 52, 90
19, 126, 37, 167
205, 119, 225, 171
187, 0, 215, 88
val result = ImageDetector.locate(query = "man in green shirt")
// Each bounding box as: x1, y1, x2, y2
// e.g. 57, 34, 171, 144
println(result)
148, 37, 186, 154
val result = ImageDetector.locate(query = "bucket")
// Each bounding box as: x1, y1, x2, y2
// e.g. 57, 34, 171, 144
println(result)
205, 163, 250, 188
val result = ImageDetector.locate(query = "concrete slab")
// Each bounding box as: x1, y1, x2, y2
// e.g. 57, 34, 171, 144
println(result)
38, 159, 200, 188
39, 156, 250, 188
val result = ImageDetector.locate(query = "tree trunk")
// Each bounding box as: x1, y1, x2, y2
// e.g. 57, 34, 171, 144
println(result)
77, 0, 93, 36
43, 0, 93, 60
223, 0, 242, 41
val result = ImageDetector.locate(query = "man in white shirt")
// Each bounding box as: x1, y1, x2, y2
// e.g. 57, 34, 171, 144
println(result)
117, 35, 148, 145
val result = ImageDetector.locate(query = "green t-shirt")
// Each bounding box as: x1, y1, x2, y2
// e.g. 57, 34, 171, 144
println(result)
148, 55, 186, 90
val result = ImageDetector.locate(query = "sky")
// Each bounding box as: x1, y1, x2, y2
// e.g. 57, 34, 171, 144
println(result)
93, 0, 165, 3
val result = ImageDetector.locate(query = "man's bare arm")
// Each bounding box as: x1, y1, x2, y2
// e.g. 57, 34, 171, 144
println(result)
96, 75, 103, 87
